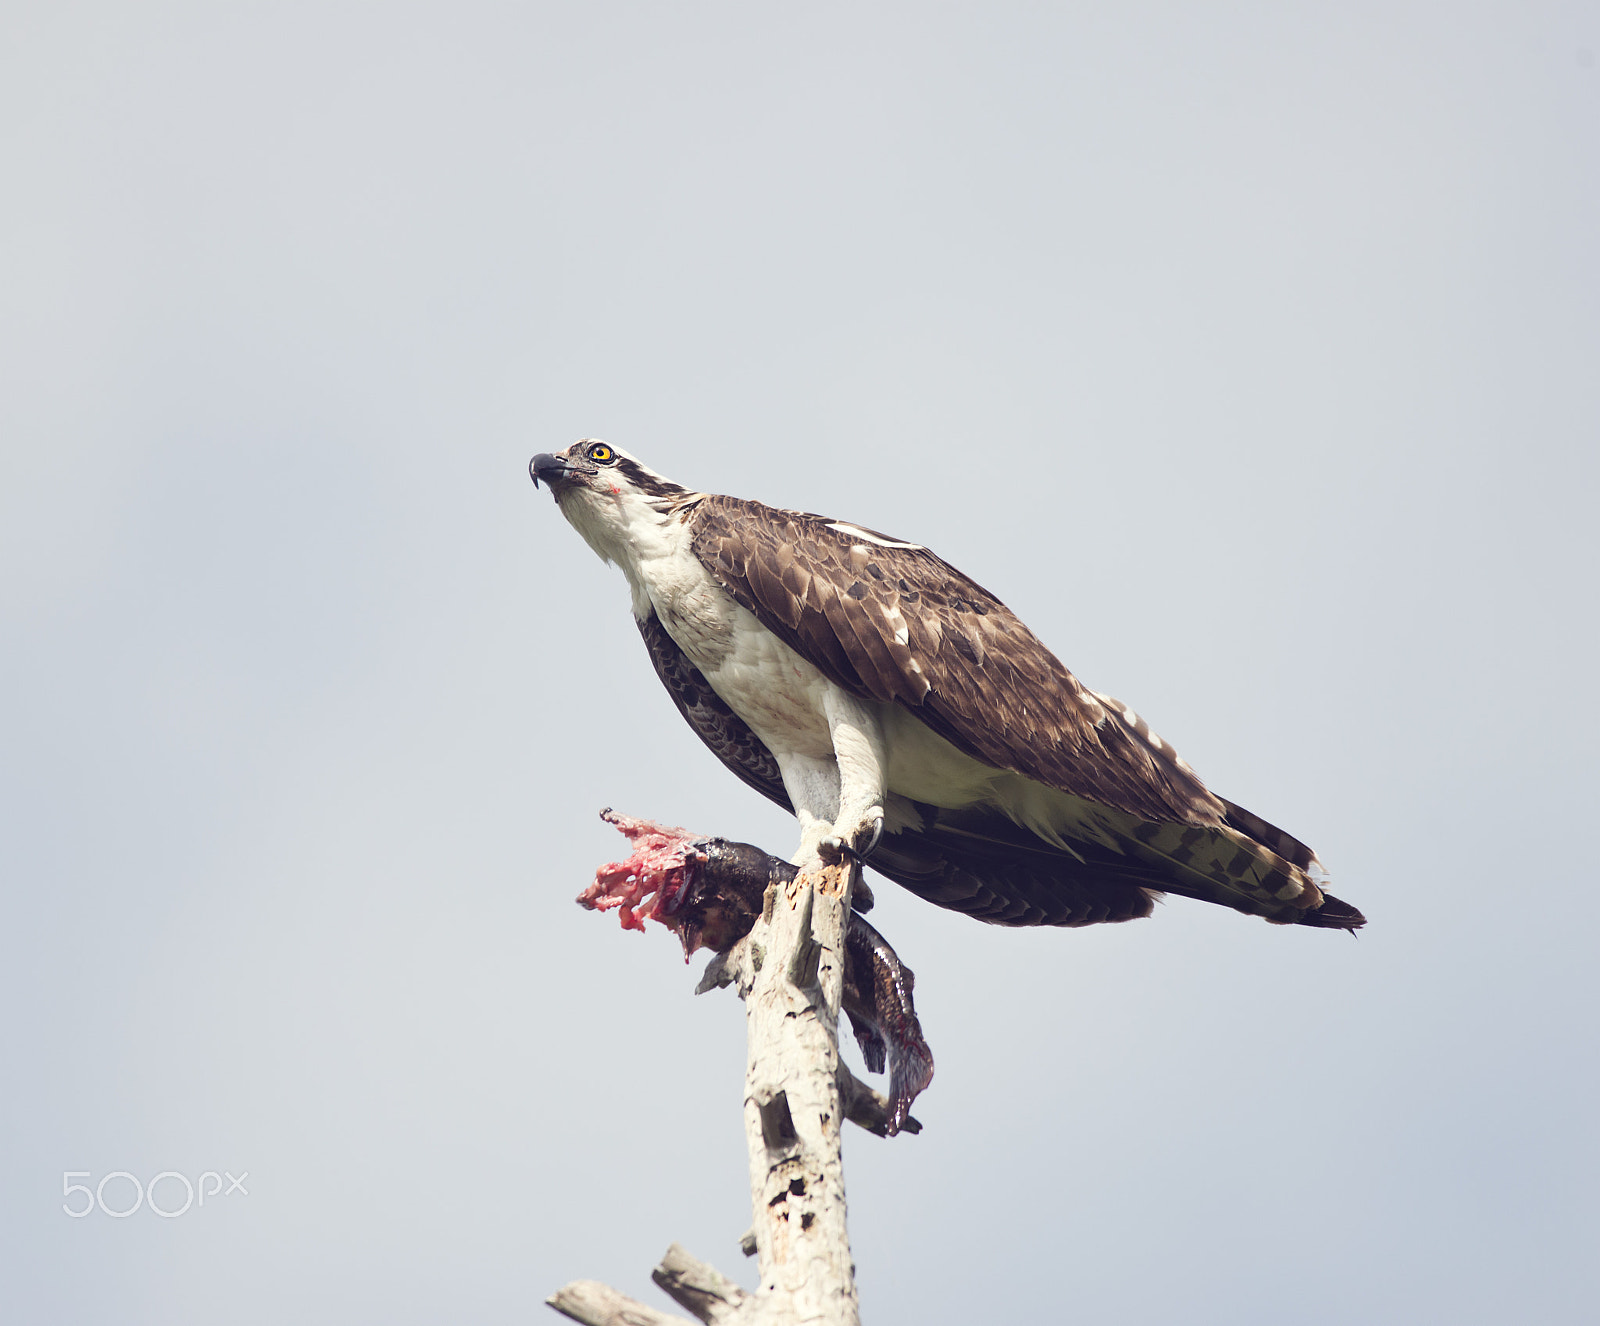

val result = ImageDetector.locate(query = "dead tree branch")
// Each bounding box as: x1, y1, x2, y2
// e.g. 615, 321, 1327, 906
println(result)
651, 1242, 751, 1323
546, 1279, 698, 1326
728, 859, 860, 1324
550, 813, 935, 1324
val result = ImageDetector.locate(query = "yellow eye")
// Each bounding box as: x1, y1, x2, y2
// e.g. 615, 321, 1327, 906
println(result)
587, 443, 613, 463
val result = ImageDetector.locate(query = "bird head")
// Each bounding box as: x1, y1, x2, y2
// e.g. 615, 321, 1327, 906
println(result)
529, 439, 693, 567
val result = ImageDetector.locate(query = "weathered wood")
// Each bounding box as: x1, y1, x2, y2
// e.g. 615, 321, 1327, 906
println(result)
553, 822, 905, 1325
651, 1242, 749, 1324
547, 1279, 698, 1326
730, 861, 861, 1326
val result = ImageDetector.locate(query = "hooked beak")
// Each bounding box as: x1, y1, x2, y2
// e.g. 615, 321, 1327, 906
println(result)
529, 452, 575, 489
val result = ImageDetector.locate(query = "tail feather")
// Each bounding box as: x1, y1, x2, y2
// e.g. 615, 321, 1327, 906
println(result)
870, 806, 1158, 927
1289, 891, 1366, 931
1219, 799, 1318, 872
870, 800, 1364, 931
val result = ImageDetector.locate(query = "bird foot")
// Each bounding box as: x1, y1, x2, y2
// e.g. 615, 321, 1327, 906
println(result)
814, 835, 855, 867
815, 808, 885, 866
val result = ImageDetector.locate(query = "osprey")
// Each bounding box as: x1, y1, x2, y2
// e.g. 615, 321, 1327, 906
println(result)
531, 440, 1364, 932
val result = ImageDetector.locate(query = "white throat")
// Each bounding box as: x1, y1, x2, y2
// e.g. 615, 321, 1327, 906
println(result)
558, 486, 696, 619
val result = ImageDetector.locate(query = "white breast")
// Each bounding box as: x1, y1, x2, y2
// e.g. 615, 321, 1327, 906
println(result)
628, 530, 837, 761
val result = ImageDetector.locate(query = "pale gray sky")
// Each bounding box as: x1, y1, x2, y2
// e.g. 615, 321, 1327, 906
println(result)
3, 4, 1597, 1323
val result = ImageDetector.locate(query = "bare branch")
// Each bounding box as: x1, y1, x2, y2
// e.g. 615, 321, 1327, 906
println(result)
650, 1243, 750, 1324
556, 817, 939, 1324
546, 1280, 698, 1326
737, 860, 861, 1325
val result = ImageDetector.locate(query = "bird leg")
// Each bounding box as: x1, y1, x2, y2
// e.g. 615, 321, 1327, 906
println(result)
816, 689, 888, 864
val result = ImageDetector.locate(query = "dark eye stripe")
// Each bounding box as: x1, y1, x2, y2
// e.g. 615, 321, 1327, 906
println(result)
613, 457, 686, 497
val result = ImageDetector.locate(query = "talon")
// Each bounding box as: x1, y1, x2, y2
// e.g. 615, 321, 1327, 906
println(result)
813, 810, 885, 868
816, 834, 849, 866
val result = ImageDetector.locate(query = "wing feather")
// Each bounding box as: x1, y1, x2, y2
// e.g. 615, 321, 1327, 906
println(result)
689, 495, 1224, 827
678, 496, 1362, 932
637, 599, 1363, 931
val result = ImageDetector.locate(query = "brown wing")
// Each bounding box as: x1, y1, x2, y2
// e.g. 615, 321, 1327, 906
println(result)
638, 591, 1363, 931
639, 606, 1190, 927
688, 494, 1227, 828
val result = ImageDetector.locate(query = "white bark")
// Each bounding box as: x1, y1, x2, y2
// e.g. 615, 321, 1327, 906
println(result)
550, 859, 864, 1326
729, 861, 860, 1325
652, 1242, 752, 1324
547, 1279, 698, 1326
